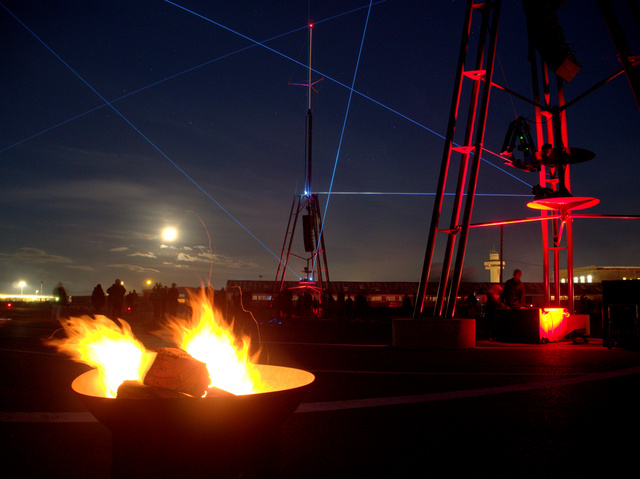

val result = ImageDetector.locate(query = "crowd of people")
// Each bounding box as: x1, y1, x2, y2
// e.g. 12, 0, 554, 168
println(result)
148, 282, 181, 322
271, 290, 375, 322
51, 279, 182, 323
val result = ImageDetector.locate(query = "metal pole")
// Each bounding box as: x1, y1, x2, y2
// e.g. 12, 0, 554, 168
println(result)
557, 78, 575, 314
529, 48, 551, 306
499, 225, 504, 285
434, 4, 491, 318
553, 246, 561, 305
446, 0, 502, 319
413, 0, 475, 318
272, 196, 298, 302
566, 213, 575, 314
306, 25, 313, 194
596, 0, 640, 110
543, 65, 562, 306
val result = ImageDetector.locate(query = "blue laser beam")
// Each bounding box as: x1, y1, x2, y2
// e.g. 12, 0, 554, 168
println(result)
3, 0, 534, 282
0, 1, 383, 153
0, 23, 294, 154
314, 1, 374, 273
162, 0, 533, 190
163, 1, 447, 140
1, 2, 300, 279
3, 0, 530, 192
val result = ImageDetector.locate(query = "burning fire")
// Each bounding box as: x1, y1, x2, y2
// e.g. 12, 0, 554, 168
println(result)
158, 294, 264, 395
48, 315, 155, 398
48, 293, 264, 398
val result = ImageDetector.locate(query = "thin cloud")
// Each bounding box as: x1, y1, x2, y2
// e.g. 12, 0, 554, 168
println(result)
176, 251, 257, 269
0, 247, 73, 264
108, 264, 161, 273
176, 253, 206, 263
128, 252, 157, 258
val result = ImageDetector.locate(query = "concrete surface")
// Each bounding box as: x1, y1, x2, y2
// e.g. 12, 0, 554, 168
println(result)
2, 312, 639, 478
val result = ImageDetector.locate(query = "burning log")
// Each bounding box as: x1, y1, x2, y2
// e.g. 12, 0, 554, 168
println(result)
117, 380, 235, 399
140, 347, 210, 398
116, 380, 189, 399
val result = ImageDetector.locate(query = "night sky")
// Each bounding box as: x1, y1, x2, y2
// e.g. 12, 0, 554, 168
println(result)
1, 0, 639, 297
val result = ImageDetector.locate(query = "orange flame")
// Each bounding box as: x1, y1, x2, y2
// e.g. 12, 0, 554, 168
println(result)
159, 293, 264, 395
49, 315, 156, 398
48, 293, 263, 398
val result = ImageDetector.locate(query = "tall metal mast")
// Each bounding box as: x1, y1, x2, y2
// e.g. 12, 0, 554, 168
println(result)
272, 24, 330, 317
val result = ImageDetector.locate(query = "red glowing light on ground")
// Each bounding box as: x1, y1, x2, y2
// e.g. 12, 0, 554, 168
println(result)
539, 307, 569, 341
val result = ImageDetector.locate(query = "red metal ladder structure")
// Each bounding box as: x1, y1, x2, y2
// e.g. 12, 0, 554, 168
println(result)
414, 0, 640, 319
414, 0, 502, 319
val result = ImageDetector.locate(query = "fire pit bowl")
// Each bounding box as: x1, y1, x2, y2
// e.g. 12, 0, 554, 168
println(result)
72, 364, 314, 478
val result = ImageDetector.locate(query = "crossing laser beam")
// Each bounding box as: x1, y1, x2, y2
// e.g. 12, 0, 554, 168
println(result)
2, 2, 299, 279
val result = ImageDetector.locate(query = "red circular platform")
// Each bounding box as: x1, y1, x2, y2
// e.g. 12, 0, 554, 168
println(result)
527, 196, 599, 211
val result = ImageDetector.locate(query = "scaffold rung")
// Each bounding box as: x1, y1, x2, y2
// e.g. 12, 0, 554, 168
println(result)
463, 69, 486, 80
437, 227, 461, 234
452, 145, 475, 154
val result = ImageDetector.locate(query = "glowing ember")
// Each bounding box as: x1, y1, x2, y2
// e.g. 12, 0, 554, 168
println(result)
48, 293, 264, 398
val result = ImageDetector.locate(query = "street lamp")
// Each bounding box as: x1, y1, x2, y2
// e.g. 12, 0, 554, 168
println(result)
18, 281, 26, 296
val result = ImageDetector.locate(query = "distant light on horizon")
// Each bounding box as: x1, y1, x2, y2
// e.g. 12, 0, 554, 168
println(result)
0, 293, 54, 301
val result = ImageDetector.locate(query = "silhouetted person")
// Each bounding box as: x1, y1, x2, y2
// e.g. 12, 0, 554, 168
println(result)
402, 295, 413, 317
345, 296, 354, 320
321, 290, 335, 319
355, 294, 369, 321
502, 269, 525, 309
162, 286, 169, 319
275, 291, 293, 322
336, 292, 346, 321
52, 282, 68, 321
465, 290, 478, 318
302, 292, 313, 318
91, 284, 106, 314
167, 283, 179, 317
125, 290, 138, 313
107, 279, 126, 320
150, 283, 165, 322
232, 288, 243, 318
485, 284, 504, 339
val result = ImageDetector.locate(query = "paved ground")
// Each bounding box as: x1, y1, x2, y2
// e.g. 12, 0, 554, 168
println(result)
1, 311, 640, 478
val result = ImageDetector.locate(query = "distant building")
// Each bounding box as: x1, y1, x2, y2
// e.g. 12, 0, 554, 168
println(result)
223, 279, 604, 321
484, 249, 505, 283
226, 280, 419, 310
557, 266, 640, 284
